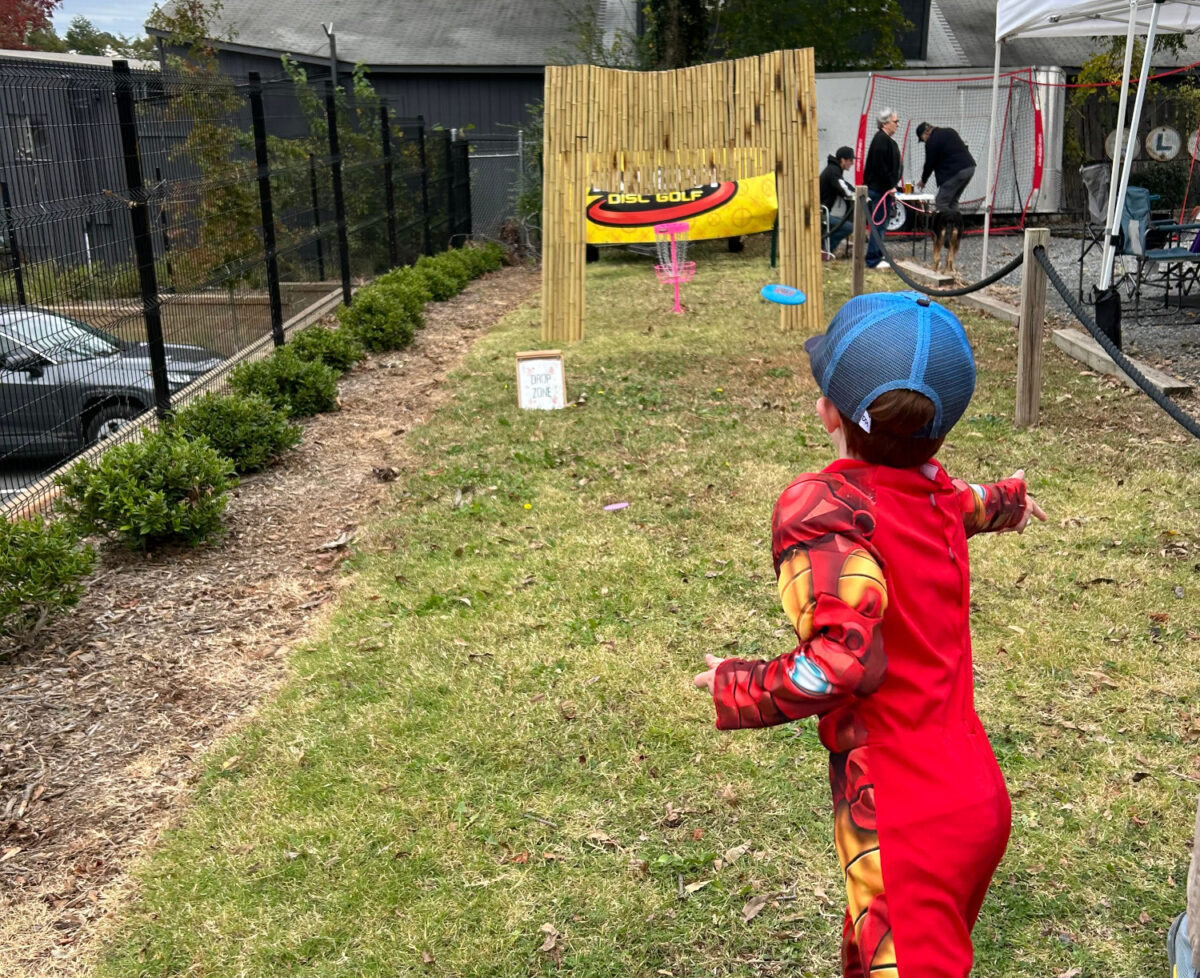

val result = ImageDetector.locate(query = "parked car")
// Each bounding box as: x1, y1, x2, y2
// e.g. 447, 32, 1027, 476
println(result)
0, 306, 223, 459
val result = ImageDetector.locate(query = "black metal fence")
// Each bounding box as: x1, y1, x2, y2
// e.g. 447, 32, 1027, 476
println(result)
0, 56, 471, 509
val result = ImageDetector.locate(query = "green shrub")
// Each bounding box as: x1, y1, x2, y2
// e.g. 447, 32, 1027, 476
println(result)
472, 241, 506, 273
288, 324, 365, 373
433, 250, 474, 290
55, 430, 236, 549
415, 252, 465, 298
229, 348, 340, 418
338, 281, 423, 352
0, 516, 95, 633
172, 392, 302, 473
375, 264, 433, 306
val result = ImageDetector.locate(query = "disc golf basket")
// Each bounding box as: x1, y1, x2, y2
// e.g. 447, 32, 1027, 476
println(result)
653, 221, 696, 314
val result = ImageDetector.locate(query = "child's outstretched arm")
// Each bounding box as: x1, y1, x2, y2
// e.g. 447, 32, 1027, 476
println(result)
694, 474, 888, 730
956, 468, 1046, 537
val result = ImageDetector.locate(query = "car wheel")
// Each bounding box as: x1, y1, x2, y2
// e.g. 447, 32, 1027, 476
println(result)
886, 202, 910, 233
84, 404, 141, 445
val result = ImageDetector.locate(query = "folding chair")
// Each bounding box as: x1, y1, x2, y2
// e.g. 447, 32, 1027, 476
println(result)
1118, 185, 1200, 317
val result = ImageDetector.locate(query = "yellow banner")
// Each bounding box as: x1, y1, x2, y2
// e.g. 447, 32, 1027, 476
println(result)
585, 173, 778, 244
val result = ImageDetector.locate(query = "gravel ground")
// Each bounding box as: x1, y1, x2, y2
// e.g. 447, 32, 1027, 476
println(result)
880, 229, 1200, 390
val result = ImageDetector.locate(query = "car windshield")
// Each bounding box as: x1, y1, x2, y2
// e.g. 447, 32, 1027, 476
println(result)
1, 311, 122, 360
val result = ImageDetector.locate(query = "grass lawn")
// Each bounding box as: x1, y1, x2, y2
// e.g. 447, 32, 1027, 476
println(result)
96, 243, 1200, 977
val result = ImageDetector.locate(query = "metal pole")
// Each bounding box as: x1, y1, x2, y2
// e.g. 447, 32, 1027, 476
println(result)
249, 71, 285, 346
380, 104, 399, 267
1, 181, 26, 306
982, 40, 1003, 277
322, 23, 338, 91
417, 116, 433, 256
457, 136, 472, 242
445, 132, 457, 248
309, 153, 325, 280
325, 81, 352, 306
113, 60, 171, 420
1100, 0, 1144, 291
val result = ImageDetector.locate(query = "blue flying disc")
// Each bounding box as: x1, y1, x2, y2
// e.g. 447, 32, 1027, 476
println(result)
761, 284, 807, 305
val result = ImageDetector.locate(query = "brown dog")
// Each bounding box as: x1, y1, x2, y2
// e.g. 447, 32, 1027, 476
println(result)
931, 209, 964, 275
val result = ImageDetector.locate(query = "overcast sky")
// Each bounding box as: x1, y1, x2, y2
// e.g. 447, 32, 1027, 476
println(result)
51, 1, 154, 37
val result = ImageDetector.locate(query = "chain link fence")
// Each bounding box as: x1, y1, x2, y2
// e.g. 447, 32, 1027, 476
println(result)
0, 56, 471, 515
466, 130, 538, 256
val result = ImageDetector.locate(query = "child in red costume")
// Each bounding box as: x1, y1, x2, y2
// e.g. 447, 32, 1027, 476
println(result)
695, 292, 1045, 978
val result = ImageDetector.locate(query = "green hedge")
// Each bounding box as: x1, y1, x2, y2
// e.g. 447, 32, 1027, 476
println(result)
172, 392, 302, 473
230, 348, 340, 418
0, 516, 95, 633
56, 430, 236, 549
288, 324, 365, 373
338, 269, 428, 352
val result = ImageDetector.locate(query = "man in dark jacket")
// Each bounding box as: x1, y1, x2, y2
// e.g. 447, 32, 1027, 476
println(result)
820, 146, 856, 257
862, 108, 902, 269
916, 122, 976, 214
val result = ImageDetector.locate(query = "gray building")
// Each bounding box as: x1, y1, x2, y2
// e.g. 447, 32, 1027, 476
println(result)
147, 0, 640, 132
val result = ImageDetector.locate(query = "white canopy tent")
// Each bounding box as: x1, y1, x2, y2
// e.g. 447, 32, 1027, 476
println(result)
985, 0, 1200, 284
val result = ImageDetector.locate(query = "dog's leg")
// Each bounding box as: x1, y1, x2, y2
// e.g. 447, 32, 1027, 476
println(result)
946, 227, 961, 274
931, 229, 943, 272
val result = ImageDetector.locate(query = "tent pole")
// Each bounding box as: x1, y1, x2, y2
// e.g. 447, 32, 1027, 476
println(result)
1104, 0, 1161, 292
982, 40, 1003, 277
1100, 0, 1142, 291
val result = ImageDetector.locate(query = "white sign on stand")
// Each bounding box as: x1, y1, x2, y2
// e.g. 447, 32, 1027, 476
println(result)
516, 350, 566, 410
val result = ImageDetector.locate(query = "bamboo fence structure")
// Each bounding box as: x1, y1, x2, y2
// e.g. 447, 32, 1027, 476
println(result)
542, 51, 821, 342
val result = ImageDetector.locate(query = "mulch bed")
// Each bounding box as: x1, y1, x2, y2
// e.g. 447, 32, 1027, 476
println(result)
0, 264, 540, 976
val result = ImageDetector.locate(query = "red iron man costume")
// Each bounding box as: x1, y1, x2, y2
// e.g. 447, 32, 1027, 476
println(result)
712, 458, 1026, 977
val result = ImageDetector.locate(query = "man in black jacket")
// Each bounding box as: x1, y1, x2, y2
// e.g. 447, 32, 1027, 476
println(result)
916, 122, 976, 214
820, 146, 856, 257
862, 107, 902, 269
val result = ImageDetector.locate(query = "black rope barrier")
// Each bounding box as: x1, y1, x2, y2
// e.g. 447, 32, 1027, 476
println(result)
1033, 245, 1200, 441
867, 219, 1025, 297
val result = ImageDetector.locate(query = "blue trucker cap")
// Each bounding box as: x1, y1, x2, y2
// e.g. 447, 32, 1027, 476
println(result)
804, 291, 975, 439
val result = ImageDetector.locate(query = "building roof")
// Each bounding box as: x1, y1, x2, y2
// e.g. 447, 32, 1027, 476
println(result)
149, 0, 635, 69
923, 0, 1200, 69
0, 48, 158, 70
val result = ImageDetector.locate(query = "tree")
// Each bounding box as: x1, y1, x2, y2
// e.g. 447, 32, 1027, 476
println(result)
716, 0, 909, 72
0, 0, 61, 49
644, 0, 712, 69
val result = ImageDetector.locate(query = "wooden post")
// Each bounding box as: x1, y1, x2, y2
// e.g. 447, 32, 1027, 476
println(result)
1016, 227, 1050, 427
852, 185, 867, 298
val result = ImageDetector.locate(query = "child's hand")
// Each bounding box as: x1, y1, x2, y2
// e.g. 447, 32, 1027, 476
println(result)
1007, 469, 1047, 533
693, 653, 726, 692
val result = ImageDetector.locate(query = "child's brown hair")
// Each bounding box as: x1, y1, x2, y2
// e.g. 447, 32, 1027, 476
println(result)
839, 389, 946, 468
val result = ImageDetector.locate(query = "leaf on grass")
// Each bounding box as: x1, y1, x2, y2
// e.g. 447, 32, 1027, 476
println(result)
538, 923, 560, 952
586, 831, 620, 849
742, 894, 769, 922
421, 951, 435, 966
1056, 968, 1081, 978
812, 886, 833, 905
221, 755, 241, 771
723, 844, 750, 865
510, 851, 529, 864
684, 879, 712, 894
691, 828, 704, 841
